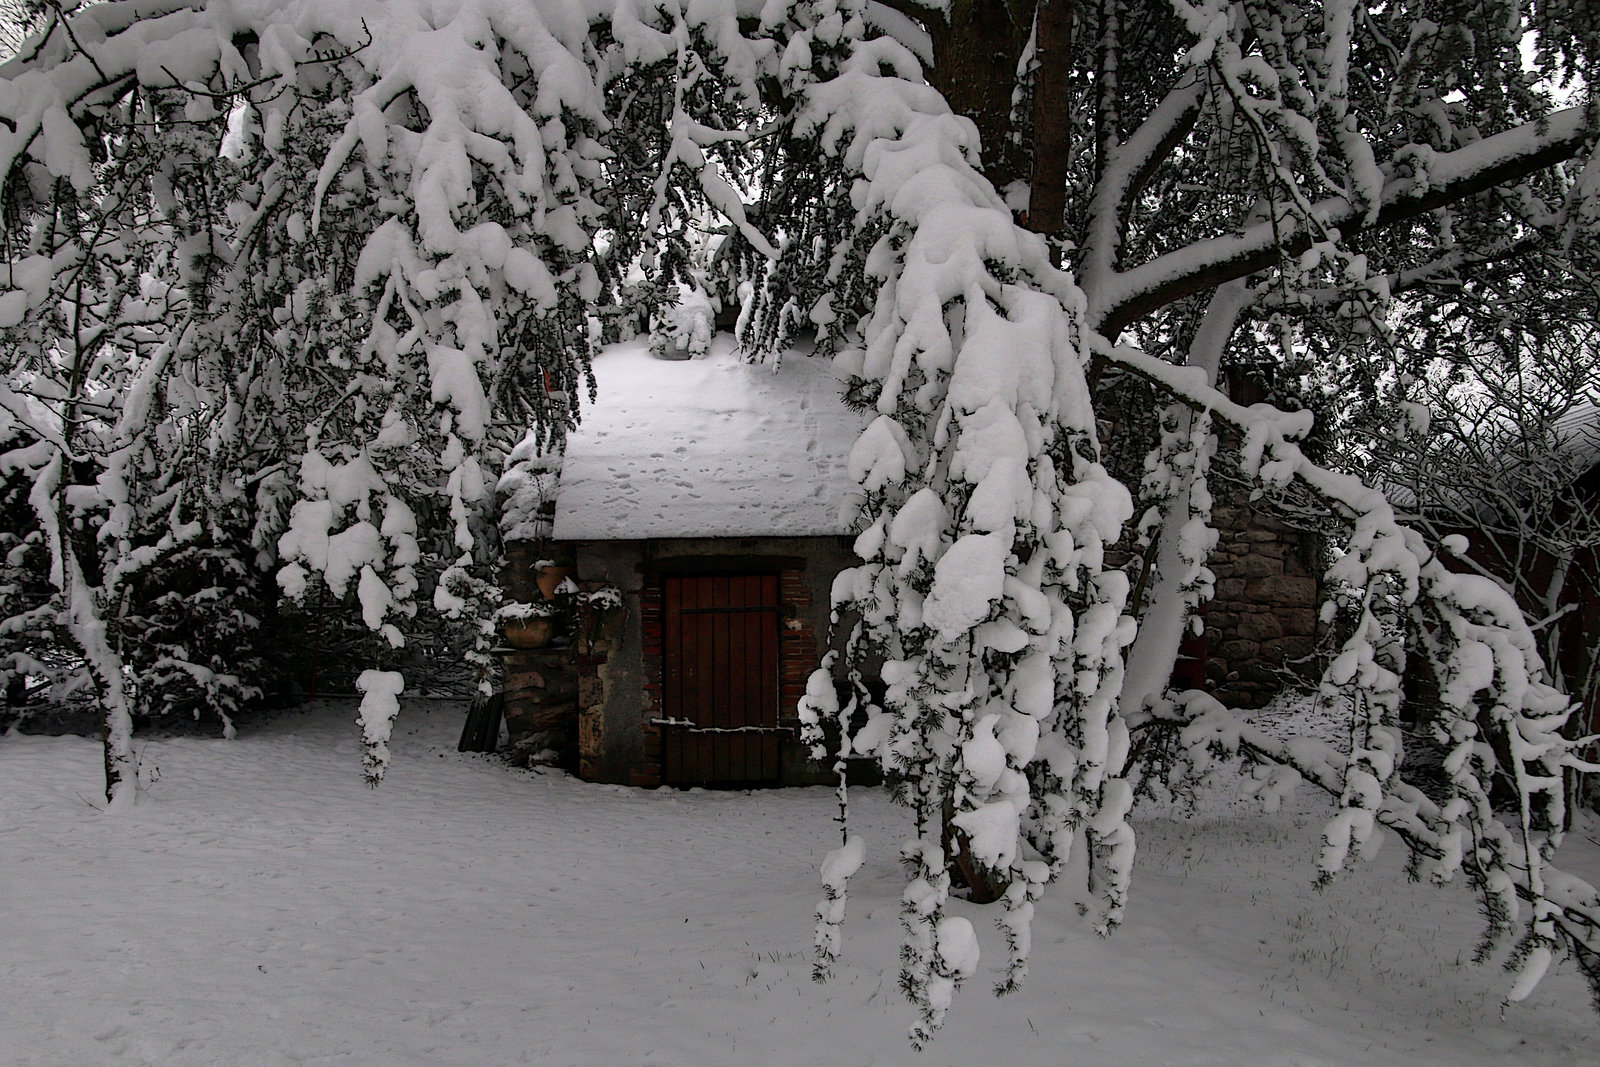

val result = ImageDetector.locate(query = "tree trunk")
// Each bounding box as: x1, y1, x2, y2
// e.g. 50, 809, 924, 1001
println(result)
62, 548, 138, 808
1025, 0, 1074, 257
1119, 279, 1250, 715
924, 0, 1033, 193
942, 796, 1010, 904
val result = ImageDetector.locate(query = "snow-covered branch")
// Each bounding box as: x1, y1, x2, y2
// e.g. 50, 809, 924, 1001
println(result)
1094, 107, 1594, 335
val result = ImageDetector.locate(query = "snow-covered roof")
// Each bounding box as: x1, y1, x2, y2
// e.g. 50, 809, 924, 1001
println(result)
551, 336, 869, 540
1380, 399, 1600, 517
1552, 401, 1600, 470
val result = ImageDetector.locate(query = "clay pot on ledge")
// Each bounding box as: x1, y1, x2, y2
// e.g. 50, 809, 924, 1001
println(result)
503, 616, 556, 649
535, 563, 573, 601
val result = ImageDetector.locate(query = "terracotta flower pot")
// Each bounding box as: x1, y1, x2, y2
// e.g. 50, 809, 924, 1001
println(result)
535, 565, 573, 601
503, 617, 555, 649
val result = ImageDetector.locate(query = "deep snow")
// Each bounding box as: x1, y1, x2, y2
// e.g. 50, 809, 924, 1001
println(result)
2, 699, 1595, 1066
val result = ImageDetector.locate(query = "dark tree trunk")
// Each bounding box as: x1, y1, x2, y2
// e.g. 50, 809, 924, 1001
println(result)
942, 796, 1011, 904
924, 0, 1034, 193
1025, 0, 1075, 260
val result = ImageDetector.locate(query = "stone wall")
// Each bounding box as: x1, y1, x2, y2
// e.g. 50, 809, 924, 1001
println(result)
499, 646, 577, 765
497, 541, 581, 768
1200, 501, 1322, 708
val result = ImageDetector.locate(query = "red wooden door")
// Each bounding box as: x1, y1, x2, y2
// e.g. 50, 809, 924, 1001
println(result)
661, 574, 781, 785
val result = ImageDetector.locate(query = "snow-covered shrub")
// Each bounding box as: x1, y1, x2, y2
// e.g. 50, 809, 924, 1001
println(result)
119, 541, 268, 736
497, 433, 562, 545
650, 283, 716, 359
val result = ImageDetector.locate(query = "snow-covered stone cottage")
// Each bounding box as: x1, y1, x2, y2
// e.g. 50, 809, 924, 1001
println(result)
499, 341, 1324, 787
498, 337, 865, 786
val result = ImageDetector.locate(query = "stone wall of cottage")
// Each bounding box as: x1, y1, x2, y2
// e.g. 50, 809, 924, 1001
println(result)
498, 541, 581, 767
1199, 500, 1322, 708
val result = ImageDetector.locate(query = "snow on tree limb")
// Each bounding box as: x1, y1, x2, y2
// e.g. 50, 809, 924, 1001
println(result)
1094, 104, 1594, 336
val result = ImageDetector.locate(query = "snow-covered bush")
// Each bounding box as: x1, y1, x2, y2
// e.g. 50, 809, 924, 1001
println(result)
650, 282, 716, 359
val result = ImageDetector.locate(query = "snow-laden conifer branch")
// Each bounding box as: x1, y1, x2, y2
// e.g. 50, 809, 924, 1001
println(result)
743, 0, 1139, 1039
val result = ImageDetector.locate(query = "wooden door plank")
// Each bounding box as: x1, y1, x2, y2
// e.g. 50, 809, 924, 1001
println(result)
726, 575, 742, 777
732, 575, 755, 777
709, 574, 729, 782
761, 573, 779, 780
739, 575, 758, 777
682, 576, 705, 783
751, 575, 769, 779
662, 577, 682, 783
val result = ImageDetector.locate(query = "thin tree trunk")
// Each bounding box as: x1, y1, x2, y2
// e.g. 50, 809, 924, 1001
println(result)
62, 548, 138, 808
1120, 279, 1250, 714
923, 1, 1032, 191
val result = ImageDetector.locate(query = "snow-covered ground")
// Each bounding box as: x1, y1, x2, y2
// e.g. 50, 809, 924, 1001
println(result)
3, 700, 1595, 1066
